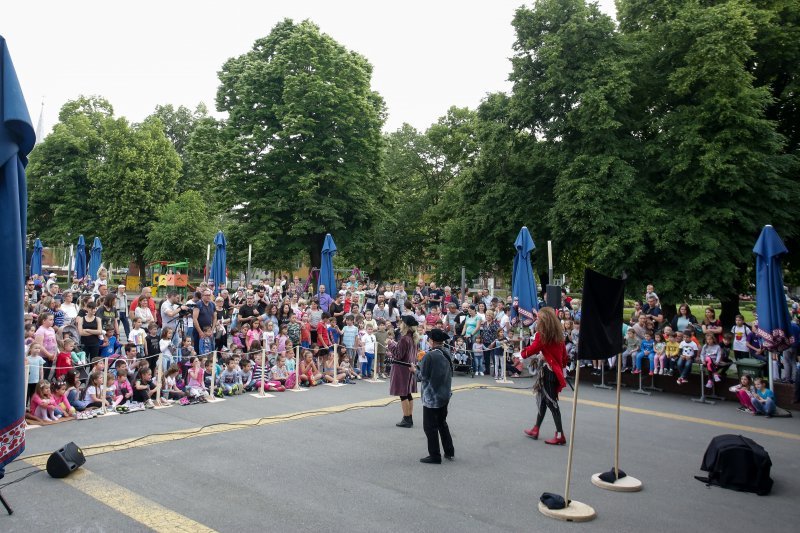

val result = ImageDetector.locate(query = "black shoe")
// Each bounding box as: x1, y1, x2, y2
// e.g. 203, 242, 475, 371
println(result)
396, 416, 413, 428
420, 456, 442, 464
444, 454, 454, 461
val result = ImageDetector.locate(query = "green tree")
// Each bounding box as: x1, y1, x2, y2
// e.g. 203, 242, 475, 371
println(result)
27, 96, 112, 244
617, 0, 798, 322
89, 117, 182, 274
510, 0, 651, 290
148, 103, 211, 193
145, 190, 215, 265
216, 19, 385, 271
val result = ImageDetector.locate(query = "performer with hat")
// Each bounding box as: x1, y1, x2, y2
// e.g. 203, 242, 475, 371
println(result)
413, 328, 455, 464
521, 307, 569, 445
391, 315, 419, 428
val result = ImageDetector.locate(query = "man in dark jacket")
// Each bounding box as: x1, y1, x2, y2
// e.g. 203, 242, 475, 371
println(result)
414, 328, 454, 464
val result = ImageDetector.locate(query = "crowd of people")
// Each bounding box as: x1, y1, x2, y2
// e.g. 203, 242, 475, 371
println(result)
21, 273, 524, 424
22, 271, 799, 425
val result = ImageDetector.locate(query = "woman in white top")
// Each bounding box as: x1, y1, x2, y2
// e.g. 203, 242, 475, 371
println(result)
134, 296, 155, 329
60, 290, 80, 325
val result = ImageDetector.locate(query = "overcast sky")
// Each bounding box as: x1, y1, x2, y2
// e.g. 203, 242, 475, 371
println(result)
3, 0, 616, 137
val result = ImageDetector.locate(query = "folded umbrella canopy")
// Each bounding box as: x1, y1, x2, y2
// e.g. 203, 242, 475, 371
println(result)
319, 233, 337, 296
89, 236, 102, 280
754, 225, 795, 389
30, 237, 42, 278
75, 234, 86, 281
510, 226, 539, 325
210, 230, 227, 295
0, 35, 35, 474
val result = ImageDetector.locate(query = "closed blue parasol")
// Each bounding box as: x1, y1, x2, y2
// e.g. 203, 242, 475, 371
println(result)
30, 237, 43, 277
0, 35, 35, 474
210, 230, 227, 295
319, 233, 337, 297
89, 236, 102, 280
754, 225, 795, 389
511, 227, 539, 325
75, 234, 86, 281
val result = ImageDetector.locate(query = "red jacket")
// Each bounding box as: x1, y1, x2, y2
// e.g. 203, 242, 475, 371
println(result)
521, 334, 569, 393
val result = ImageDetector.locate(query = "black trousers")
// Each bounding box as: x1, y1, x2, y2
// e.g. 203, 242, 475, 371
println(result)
423, 403, 454, 459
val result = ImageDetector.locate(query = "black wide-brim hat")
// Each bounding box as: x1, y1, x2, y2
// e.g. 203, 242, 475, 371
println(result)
401, 315, 418, 327
428, 328, 448, 342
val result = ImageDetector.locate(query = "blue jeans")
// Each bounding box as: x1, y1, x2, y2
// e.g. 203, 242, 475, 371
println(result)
751, 397, 776, 416
677, 357, 693, 379
635, 352, 652, 372
473, 354, 484, 373
365, 352, 374, 377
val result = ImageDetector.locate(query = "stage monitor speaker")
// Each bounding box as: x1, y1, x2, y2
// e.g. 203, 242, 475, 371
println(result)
46, 442, 85, 478
545, 285, 562, 309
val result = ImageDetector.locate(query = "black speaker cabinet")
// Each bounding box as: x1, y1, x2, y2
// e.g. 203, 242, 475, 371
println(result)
545, 285, 562, 309
46, 442, 85, 478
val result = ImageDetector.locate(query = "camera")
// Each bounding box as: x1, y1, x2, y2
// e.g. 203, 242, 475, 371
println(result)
178, 301, 196, 318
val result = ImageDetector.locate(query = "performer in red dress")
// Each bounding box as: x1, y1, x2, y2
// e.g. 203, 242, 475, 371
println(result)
520, 307, 569, 445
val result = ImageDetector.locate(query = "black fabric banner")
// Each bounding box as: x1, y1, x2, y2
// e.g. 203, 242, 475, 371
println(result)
577, 268, 624, 361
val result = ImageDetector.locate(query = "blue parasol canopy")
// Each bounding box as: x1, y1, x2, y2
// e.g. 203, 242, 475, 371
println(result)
75, 234, 86, 281
30, 237, 43, 277
510, 227, 539, 325
0, 35, 35, 473
88, 236, 102, 280
210, 230, 227, 295
319, 233, 337, 296
754, 225, 794, 353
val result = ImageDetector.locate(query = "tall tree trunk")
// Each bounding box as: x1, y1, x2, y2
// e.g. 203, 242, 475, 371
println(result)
662, 302, 677, 323
309, 233, 326, 271
719, 294, 740, 330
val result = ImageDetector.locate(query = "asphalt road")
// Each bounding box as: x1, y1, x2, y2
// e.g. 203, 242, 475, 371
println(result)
2, 375, 798, 532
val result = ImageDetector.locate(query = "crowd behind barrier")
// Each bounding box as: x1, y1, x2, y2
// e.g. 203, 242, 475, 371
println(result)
21, 273, 800, 426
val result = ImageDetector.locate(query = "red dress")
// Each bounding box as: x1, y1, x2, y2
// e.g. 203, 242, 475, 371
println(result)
520, 335, 569, 393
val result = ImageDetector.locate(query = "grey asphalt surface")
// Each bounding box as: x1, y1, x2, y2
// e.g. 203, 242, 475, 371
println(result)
2, 375, 799, 532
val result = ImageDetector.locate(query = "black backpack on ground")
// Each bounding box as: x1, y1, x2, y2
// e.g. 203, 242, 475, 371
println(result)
696, 434, 773, 495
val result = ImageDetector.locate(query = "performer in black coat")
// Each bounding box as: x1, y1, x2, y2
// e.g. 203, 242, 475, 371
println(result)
413, 328, 454, 464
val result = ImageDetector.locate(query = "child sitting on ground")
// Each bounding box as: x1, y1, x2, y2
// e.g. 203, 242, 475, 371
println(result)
51, 380, 77, 419
322, 351, 346, 384
186, 356, 209, 401
133, 367, 159, 407
339, 354, 358, 383
162, 365, 186, 400
218, 359, 243, 396
116, 370, 134, 404
267, 354, 289, 391
751, 377, 777, 417
30, 380, 60, 421
240, 360, 255, 391
730, 374, 756, 414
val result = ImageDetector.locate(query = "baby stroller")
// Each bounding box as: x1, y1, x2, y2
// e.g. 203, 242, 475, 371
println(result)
452, 344, 475, 378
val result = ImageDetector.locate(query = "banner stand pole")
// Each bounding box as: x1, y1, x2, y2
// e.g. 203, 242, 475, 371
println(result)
154, 354, 170, 409
366, 344, 384, 383
326, 344, 344, 387
251, 345, 274, 398
592, 356, 643, 492
539, 364, 596, 521
289, 345, 307, 392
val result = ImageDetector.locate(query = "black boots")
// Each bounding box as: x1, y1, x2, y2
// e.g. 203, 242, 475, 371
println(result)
396, 415, 413, 428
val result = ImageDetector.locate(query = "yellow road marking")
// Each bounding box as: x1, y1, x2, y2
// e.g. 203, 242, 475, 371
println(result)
22, 461, 216, 532
20, 384, 483, 463
487, 385, 800, 442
